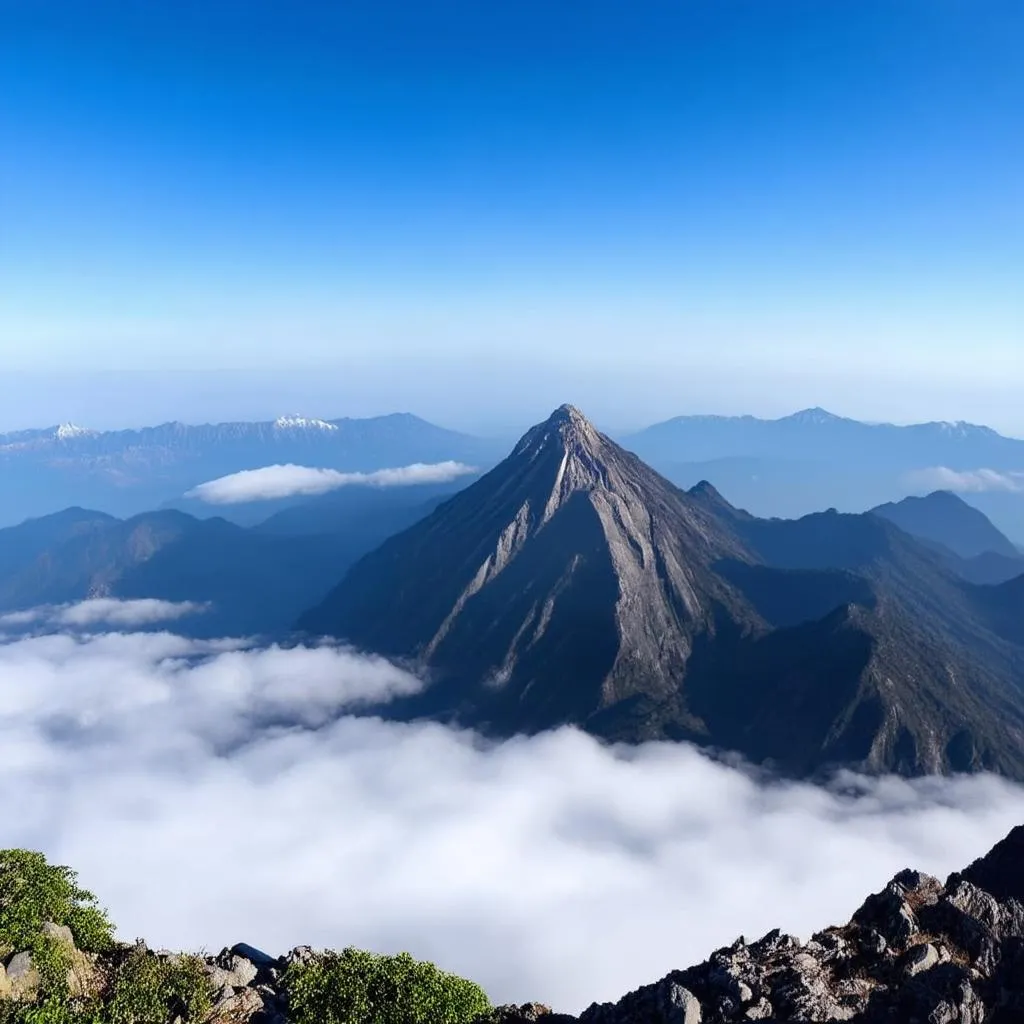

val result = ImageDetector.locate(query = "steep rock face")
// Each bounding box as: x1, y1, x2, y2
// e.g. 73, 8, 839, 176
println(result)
301, 405, 760, 734
301, 405, 1024, 778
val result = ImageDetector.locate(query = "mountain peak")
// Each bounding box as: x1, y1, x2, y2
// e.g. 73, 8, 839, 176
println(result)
781, 407, 845, 426
541, 403, 598, 442
513, 404, 602, 462
548, 402, 588, 424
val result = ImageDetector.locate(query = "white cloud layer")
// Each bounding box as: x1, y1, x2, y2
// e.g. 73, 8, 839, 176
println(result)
906, 466, 1024, 494
186, 461, 477, 504
2, 631, 1024, 1014
0, 599, 207, 632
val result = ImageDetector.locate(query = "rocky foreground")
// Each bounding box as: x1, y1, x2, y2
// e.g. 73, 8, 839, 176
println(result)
7, 828, 1024, 1022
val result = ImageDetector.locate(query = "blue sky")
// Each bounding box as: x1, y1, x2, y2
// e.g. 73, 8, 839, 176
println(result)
1, 1, 1021, 433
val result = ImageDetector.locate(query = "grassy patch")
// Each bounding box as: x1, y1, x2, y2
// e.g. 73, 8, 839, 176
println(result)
284, 947, 491, 1024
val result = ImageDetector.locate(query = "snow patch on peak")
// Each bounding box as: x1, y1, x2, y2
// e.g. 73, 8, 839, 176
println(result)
934, 420, 993, 438
272, 415, 338, 432
55, 423, 94, 440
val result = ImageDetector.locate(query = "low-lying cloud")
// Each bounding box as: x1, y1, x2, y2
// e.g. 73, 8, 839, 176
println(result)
186, 461, 477, 504
906, 466, 1024, 494
0, 598, 207, 632
3, 630, 1024, 1014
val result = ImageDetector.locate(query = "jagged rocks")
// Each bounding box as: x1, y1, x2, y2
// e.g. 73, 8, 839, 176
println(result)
200, 945, 285, 1024
477, 1004, 578, 1023
564, 827, 1024, 1023
581, 977, 703, 1024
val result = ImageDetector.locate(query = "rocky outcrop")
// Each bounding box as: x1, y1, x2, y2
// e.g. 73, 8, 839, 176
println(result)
544, 827, 1024, 1023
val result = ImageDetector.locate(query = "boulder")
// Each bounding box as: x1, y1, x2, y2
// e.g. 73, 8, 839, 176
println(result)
5, 951, 39, 1001
207, 951, 259, 990
40, 922, 75, 949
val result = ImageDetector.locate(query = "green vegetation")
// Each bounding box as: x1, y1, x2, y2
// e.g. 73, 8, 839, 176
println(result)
0, 851, 113, 957
0, 849, 495, 1024
284, 947, 492, 1024
0, 850, 212, 1024
103, 946, 211, 1024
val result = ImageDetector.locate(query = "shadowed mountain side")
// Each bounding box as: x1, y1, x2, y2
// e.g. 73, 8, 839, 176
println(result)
871, 490, 1021, 560
300, 406, 1024, 779
0, 508, 386, 638
299, 406, 761, 726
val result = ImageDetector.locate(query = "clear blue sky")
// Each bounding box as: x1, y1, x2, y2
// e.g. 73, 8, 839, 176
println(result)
1, 1, 1021, 433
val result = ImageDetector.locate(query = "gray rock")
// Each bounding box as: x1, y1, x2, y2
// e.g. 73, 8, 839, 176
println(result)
665, 984, 702, 1024
903, 942, 940, 977
40, 921, 76, 949
6, 951, 39, 1001
283, 945, 317, 967
207, 952, 258, 989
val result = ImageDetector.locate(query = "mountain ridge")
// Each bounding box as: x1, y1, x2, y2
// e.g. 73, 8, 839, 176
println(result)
301, 405, 1024, 780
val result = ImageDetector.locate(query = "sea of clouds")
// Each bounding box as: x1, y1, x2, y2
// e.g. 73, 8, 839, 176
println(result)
4, 601, 1024, 1014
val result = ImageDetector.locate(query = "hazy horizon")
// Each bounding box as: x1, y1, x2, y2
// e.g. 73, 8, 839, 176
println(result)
3, 2, 1021, 436
3, 366, 1024, 440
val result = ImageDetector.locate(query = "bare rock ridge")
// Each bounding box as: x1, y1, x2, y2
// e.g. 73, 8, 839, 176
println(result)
299, 402, 758, 738
299, 404, 1024, 780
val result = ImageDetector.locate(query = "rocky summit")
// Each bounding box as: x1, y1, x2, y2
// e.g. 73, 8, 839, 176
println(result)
300, 404, 1024, 781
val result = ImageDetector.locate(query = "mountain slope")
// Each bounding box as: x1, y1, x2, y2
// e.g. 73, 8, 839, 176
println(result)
0, 509, 375, 638
300, 405, 760, 733
300, 406, 1024, 778
871, 490, 1021, 560
253, 476, 474, 536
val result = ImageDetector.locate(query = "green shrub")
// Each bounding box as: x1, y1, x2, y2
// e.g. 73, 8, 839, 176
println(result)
284, 948, 491, 1024
103, 945, 211, 1024
0, 851, 113, 956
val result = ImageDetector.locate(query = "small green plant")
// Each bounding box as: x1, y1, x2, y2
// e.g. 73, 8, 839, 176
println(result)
284, 947, 492, 1024
0, 851, 113, 956
103, 945, 212, 1024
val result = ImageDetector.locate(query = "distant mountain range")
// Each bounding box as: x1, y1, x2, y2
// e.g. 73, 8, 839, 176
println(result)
622, 408, 1024, 542
3, 406, 1022, 541
0, 506, 380, 638
299, 405, 1024, 780
0, 413, 504, 527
